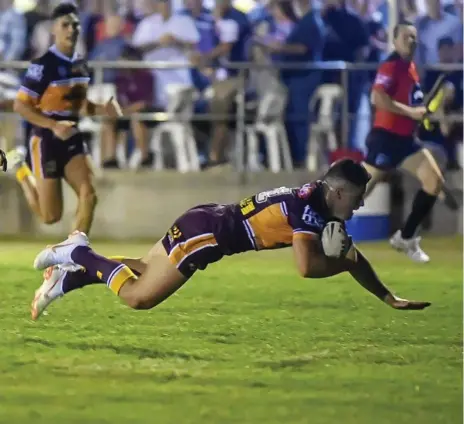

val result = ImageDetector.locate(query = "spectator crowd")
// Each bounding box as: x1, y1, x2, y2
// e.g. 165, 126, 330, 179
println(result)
0, 0, 462, 171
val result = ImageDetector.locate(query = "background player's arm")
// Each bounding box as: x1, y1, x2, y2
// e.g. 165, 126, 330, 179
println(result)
13, 98, 56, 130
14, 99, 76, 140
371, 90, 426, 121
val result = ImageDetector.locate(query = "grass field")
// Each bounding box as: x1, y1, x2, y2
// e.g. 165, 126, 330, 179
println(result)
0, 237, 461, 424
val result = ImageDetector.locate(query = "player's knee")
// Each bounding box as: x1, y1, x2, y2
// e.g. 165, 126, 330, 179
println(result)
124, 294, 158, 310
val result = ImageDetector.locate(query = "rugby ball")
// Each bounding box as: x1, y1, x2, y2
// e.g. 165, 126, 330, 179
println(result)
321, 220, 350, 258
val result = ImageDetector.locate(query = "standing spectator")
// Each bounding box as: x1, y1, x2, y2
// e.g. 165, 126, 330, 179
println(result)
179, 0, 216, 96
416, 0, 463, 66
248, 0, 273, 28
0, 0, 26, 61
132, 0, 199, 110
189, 0, 252, 168
322, 0, 369, 149
267, 0, 325, 166
181, 0, 215, 55
89, 14, 129, 83
94, 0, 137, 45
254, 0, 298, 62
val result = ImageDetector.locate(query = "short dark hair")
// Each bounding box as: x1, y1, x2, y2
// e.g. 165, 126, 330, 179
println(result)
438, 36, 454, 49
51, 2, 79, 20
323, 159, 371, 187
393, 19, 415, 39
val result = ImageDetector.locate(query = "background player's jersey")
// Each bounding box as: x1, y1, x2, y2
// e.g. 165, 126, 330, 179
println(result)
371, 52, 422, 136
16, 45, 90, 123
228, 182, 330, 253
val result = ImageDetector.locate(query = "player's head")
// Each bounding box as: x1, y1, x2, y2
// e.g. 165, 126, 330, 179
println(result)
51, 2, 80, 52
322, 159, 371, 220
393, 20, 417, 60
437, 37, 455, 63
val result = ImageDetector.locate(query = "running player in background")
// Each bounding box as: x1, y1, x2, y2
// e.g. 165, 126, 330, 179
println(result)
419, 37, 463, 172
6, 3, 123, 234
31, 159, 430, 321
363, 20, 445, 263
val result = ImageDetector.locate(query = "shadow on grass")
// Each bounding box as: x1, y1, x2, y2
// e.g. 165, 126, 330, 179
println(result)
22, 336, 208, 361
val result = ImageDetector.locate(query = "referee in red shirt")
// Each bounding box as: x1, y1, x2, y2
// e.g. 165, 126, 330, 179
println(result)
363, 20, 444, 264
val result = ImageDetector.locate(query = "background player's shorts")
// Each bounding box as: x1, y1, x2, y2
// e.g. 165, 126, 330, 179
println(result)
161, 206, 226, 279
364, 128, 422, 170
26, 129, 87, 179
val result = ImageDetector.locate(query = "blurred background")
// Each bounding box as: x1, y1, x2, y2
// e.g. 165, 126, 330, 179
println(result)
0, 0, 461, 240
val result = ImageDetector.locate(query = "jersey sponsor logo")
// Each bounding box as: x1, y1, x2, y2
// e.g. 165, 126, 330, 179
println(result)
374, 73, 391, 87
167, 225, 182, 245
26, 64, 44, 82
297, 183, 315, 199
255, 187, 291, 203
239, 197, 255, 215
301, 205, 324, 229
410, 82, 424, 106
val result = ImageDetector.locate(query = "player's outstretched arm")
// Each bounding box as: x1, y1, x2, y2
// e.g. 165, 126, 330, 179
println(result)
347, 247, 431, 310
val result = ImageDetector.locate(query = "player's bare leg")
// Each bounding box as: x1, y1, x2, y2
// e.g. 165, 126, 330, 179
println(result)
31, 247, 148, 320
32, 236, 188, 319
64, 153, 98, 234
6, 146, 63, 223
117, 240, 188, 309
361, 162, 388, 197
390, 148, 444, 262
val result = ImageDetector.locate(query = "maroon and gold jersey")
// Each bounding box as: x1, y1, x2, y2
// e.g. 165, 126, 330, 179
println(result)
17, 45, 90, 123
162, 182, 331, 278
372, 52, 423, 136
234, 182, 329, 251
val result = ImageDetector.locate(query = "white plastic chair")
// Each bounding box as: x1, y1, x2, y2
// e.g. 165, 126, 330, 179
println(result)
79, 83, 126, 168
307, 84, 343, 172
246, 83, 292, 173
150, 84, 200, 173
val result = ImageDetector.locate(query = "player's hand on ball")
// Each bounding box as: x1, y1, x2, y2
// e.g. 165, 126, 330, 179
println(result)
384, 294, 431, 310
321, 220, 350, 258
51, 120, 77, 141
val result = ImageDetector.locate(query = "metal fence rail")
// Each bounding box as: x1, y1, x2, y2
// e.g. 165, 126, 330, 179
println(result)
0, 60, 461, 174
